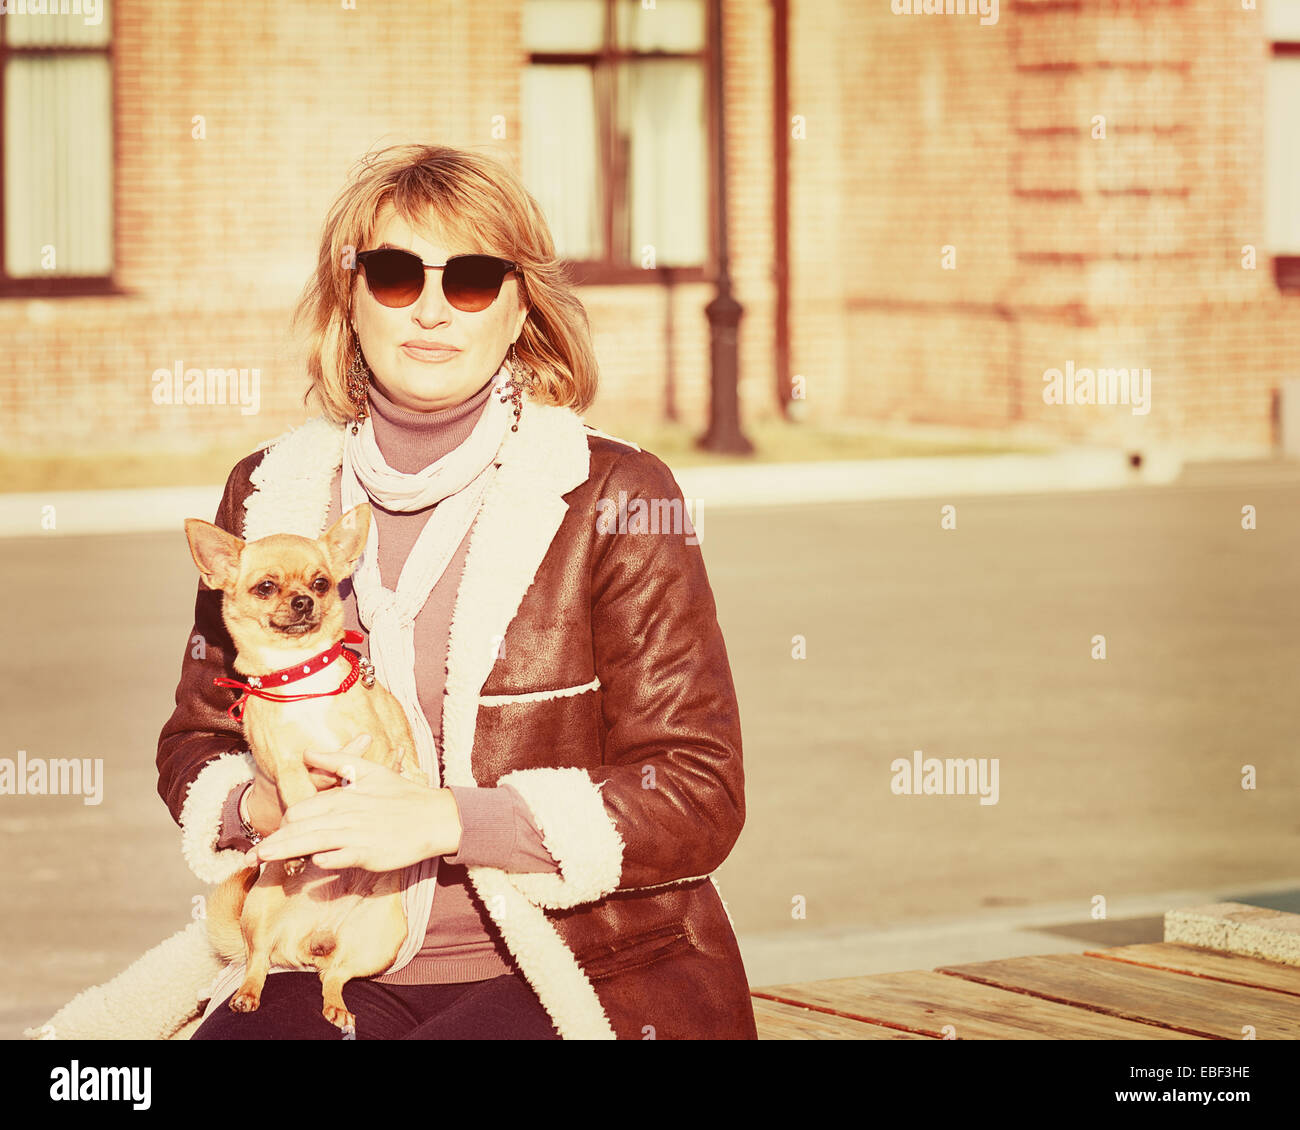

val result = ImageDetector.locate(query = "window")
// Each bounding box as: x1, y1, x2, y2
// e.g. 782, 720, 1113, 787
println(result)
1, 0, 114, 296
1267, 1, 1300, 291
521, 0, 712, 282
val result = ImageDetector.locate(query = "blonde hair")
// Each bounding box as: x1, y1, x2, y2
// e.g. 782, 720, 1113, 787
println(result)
293, 143, 598, 421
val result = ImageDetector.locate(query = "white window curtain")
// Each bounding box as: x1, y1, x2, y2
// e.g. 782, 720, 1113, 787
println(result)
4, 55, 113, 278
620, 59, 706, 266
5, 3, 111, 48
523, 0, 605, 51
1266, 2, 1300, 253
1265, 0, 1300, 39
3, 1, 113, 279
1266, 57, 1300, 255
616, 0, 705, 51
522, 64, 603, 261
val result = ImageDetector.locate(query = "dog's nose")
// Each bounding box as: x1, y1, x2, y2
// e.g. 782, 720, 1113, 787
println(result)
290, 594, 314, 616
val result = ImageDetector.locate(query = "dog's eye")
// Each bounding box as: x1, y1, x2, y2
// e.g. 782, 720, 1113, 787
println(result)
253, 580, 277, 598
311, 577, 331, 594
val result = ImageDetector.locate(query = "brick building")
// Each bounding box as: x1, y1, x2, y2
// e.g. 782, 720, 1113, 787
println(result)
0, 0, 1295, 460
833, 0, 1300, 456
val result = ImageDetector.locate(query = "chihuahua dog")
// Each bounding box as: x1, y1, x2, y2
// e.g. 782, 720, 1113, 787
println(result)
185, 502, 424, 1031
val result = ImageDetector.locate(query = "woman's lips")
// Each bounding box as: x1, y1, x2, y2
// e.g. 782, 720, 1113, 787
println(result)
402, 343, 460, 363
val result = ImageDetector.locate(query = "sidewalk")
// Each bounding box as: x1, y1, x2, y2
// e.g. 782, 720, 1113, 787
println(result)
734, 876, 1300, 989
0, 446, 1183, 539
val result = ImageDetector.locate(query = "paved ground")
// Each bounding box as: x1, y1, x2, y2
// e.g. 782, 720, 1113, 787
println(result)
4, 464, 1300, 1037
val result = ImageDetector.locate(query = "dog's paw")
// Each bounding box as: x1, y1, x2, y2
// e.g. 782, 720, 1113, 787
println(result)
283, 856, 308, 877
229, 989, 261, 1013
323, 1004, 355, 1033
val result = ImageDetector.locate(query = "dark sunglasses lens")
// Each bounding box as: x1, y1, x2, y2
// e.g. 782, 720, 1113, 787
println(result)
444, 256, 509, 312
363, 250, 424, 307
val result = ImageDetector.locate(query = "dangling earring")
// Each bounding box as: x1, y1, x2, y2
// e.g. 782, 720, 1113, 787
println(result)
498, 342, 528, 433
346, 330, 370, 435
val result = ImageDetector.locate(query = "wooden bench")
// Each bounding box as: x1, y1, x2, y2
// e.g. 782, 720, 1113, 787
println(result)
751, 901, 1300, 1039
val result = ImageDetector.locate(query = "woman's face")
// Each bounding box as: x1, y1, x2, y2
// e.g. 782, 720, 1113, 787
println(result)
350, 203, 528, 413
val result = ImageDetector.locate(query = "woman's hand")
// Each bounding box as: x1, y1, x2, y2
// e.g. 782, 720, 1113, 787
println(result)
244, 737, 463, 873
243, 758, 339, 838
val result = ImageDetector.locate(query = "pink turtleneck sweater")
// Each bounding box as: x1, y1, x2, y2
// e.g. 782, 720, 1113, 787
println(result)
214, 374, 562, 983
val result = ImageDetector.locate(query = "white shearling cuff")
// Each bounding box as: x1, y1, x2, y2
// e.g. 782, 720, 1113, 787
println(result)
494, 767, 625, 909
179, 752, 256, 885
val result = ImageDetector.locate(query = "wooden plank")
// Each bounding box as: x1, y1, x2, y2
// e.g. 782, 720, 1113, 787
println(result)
936, 953, 1300, 1039
1084, 943, 1300, 997
753, 971, 1202, 1040
752, 996, 931, 1040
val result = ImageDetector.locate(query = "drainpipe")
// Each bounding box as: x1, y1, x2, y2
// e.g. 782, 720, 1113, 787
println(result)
699, 0, 754, 454
772, 0, 790, 419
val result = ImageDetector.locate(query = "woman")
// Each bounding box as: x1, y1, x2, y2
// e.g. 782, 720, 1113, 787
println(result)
156, 143, 757, 1040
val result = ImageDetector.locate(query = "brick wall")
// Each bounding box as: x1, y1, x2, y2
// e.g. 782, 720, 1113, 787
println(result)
794, 0, 1299, 454
1, 0, 779, 456
2, 0, 1291, 460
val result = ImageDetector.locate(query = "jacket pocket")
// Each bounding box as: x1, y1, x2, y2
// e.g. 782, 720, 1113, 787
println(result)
575, 921, 693, 983
472, 688, 605, 780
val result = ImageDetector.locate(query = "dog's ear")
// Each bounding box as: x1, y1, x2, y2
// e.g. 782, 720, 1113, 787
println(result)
321, 503, 371, 579
185, 519, 245, 591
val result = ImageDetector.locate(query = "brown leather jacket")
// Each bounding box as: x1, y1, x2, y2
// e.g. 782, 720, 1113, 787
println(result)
155, 400, 757, 1040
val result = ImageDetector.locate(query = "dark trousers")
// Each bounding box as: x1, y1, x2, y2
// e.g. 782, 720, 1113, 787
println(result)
190, 970, 561, 1040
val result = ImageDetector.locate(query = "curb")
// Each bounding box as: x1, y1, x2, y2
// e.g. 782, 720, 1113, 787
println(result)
738, 881, 1300, 988
0, 447, 1175, 540
1164, 901, 1300, 967
0, 485, 226, 540
669, 447, 1178, 508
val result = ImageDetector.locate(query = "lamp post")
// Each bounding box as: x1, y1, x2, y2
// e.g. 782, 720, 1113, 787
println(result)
698, 0, 753, 455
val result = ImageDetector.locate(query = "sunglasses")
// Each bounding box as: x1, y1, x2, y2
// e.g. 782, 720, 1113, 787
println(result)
355, 248, 522, 312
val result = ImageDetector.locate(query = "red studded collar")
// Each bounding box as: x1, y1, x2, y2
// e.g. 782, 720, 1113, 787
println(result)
213, 629, 374, 721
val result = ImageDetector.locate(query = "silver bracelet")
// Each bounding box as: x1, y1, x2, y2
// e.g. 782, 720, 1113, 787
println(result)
238, 782, 262, 845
